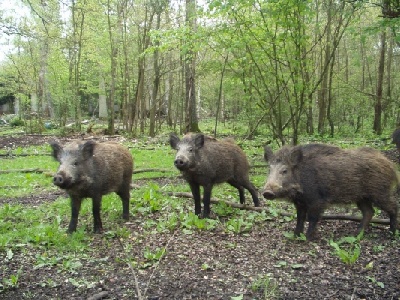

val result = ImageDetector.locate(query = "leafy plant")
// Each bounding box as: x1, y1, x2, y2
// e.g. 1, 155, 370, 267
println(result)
224, 216, 252, 234
283, 231, 307, 241
156, 213, 179, 232
1, 268, 22, 290
180, 212, 218, 231
329, 232, 364, 264
366, 276, 384, 288
141, 247, 166, 268
144, 247, 166, 261
213, 201, 237, 216
250, 274, 280, 299
142, 183, 163, 213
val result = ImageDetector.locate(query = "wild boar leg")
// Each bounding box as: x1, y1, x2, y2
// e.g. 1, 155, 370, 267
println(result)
294, 202, 307, 237
244, 182, 260, 207
92, 195, 103, 233
189, 182, 202, 216
117, 185, 130, 220
227, 179, 246, 204
68, 196, 82, 233
202, 184, 213, 218
356, 200, 374, 234
305, 207, 323, 240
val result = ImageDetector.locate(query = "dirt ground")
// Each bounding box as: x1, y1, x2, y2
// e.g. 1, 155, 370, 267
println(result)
1, 134, 400, 300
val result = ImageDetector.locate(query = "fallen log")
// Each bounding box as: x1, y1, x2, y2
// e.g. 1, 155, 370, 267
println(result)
0, 153, 50, 157
133, 168, 172, 174
167, 191, 391, 226
0, 168, 51, 175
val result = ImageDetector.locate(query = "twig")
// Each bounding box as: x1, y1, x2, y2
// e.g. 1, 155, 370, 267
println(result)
142, 231, 176, 298
116, 231, 176, 300
127, 261, 143, 300
117, 238, 143, 300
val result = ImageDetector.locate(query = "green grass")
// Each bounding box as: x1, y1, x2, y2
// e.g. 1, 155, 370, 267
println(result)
1, 129, 399, 298
0, 199, 90, 252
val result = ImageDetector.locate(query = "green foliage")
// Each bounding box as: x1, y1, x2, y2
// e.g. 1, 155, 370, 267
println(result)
9, 116, 25, 127
366, 276, 385, 289
1, 268, 22, 290
141, 247, 166, 268
250, 274, 280, 300
329, 232, 364, 264
180, 212, 219, 232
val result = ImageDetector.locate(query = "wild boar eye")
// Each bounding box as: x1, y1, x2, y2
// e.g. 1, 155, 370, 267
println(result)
188, 147, 193, 153
73, 161, 79, 166
281, 169, 288, 175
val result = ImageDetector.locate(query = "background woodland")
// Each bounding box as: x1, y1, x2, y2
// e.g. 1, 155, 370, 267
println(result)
1, 0, 400, 144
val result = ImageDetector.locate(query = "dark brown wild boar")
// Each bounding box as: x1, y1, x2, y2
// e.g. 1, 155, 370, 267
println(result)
391, 128, 400, 158
169, 133, 260, 217
263, 143, 399, 240
50, 140, 133, 233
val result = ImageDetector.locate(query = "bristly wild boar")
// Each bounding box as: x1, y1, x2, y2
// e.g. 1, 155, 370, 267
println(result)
169, 133, 260, 218
263, 143, 399, 240
391, 127, 400, 157
50, 140, 133, 233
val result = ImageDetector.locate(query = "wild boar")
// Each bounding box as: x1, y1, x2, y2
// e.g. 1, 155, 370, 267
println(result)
50, 140, 133, 233
170, 133, 260, 217
263, 143, 399, 240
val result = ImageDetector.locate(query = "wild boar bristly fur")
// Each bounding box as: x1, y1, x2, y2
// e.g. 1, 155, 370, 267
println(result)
170, 132, 259, 218
263, 143, 399, 240
50, 140, 133, 233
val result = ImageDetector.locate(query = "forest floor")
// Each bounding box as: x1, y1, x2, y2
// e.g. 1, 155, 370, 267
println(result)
0, 134, 400, 300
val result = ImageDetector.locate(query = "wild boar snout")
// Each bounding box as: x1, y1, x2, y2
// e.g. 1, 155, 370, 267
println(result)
174, 156, 189, 170
262, 181, 282, 199
262, 189, 276, 199
53, 171, 71, 189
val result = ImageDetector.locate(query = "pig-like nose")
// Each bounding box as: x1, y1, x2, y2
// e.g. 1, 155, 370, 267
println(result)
174, 158, 187, 168
53, 174, 64, 186
262, 189, 276, 199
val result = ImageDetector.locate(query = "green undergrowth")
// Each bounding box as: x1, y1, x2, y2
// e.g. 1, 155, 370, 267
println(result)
1, 132, 399, 298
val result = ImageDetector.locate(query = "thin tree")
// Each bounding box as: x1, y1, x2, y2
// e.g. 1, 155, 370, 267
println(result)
184, 0, 200, 133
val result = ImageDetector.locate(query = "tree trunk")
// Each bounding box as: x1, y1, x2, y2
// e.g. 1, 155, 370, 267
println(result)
99, 76, 107, 118
184, 0, 200, 133
374, 30, 386, 135
150, 10, 162, 137
317, 0, 332, 135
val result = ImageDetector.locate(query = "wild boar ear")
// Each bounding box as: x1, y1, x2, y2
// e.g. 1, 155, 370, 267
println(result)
194, 133, 205, 149
169, 133, 180, 150
289, 147, 303, 166
49, 140, 63, 161
81, 140, 96, 160
263, 146, 274, 162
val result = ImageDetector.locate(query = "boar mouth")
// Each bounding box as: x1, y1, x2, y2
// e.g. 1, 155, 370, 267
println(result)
262, 190, 276, 199
53, 174, 74, 189
263, 185, 303, 200
175, 164, 189, 171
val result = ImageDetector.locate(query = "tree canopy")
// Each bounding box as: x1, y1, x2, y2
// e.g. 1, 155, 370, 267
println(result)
1, 0, 400, 142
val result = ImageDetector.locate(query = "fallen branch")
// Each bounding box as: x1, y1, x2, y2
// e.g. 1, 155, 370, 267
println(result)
0, 168, 51, 175
133, 168, 172, 174
167, 192, 391, 226
0, 153, 50, 157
